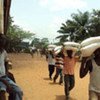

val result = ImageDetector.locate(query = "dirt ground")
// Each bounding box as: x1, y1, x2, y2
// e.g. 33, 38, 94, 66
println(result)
8, 53, 89, 100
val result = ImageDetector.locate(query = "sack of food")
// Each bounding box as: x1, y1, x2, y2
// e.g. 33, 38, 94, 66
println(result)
80, 43, 100, 57
63, 42, 80, 57
63, 41, 80, 48
54, 46, 62, 55
47, 44, 56, 51
81, 36, 100, 47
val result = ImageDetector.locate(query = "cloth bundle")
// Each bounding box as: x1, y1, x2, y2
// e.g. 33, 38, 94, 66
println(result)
54, 46, 62, 55
80, 36, 100, 57
47, 44, 56, 51
63, 42, 80, 51
63, 42, 80, 56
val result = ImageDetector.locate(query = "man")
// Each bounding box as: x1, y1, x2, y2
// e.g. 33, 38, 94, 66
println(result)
80, 48, 100, 100
0, 33, 23, 100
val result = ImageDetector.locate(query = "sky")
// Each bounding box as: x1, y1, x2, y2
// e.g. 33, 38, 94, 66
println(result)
10, 0, 100, 42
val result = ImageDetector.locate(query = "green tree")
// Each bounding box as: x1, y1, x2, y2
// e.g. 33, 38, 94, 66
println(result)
88, 9, 100, 36
57, 11, 90, 42
6, 16, 35, 52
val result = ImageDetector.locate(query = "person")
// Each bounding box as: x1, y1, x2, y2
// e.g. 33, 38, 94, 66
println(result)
63, 49, 78, 100
0, 33, 23, 100
53, 51, 64, 85
29, 47, 35, 58
80, 48, 100, 100
46, 49, 55, 80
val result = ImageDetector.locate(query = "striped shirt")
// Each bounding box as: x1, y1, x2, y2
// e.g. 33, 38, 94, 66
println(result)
55, 55, 64, 69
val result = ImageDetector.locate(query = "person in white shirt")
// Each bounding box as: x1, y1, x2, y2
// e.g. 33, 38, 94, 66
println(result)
0, 33, 23, 100
46, 50, 55, 80
80, 48, 100, 100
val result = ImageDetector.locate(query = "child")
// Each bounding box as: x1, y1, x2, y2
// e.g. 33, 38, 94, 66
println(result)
80, 48, 100, 100
46, 49, 55, 80
63, 49, 78, 100
0, 33, 23, 100
53, 50, 64, 85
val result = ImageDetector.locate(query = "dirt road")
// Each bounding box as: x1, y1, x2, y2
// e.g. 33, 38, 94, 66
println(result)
8, 53, 89, 100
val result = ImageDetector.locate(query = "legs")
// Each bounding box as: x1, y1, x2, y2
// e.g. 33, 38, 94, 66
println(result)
9, 85, 23, 100
69, 75, 75, 91
64, 75, 69, 97
1, 77, 23, 100
0, 91, 6, 100
89, 91, 99, 100
48, 65, 55, 80
59, 70, 63, 84
53, 68, 59, 83
64, 75, 75, 99
53, 68, 63, 84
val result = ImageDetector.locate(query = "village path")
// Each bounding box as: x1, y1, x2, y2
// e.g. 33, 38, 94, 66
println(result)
8, 53, 89, 100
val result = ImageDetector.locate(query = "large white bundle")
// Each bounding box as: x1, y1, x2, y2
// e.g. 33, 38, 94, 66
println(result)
54, 46, 62, 52
81, 36, 100, 47
47, 44, 56, 51
54, 46, 62, 55
63, 42, 80, 48
63, 42, 80, 52
48, 44, 56, 48
63, 42, 80, 57
81, 43, 100, 57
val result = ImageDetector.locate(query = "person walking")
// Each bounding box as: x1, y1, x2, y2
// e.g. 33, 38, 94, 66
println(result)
46, 49, 55, 80
80, 48, 100, 100
53, 51, 64, 85
63, 49, 78, 100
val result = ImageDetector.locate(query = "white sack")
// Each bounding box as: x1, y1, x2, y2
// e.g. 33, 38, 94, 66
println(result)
48, 44, 56, 48
47, 44, 56, 51
54, 46, 62, 55
48, 48, 54, 51
63, 42, 80, 52
63, 42, 80, 48
81, 36, 100, 47
63, 42, 80, 57
64, 46, 78, 51
54, 46, 62, 52
80, 43, 100, 57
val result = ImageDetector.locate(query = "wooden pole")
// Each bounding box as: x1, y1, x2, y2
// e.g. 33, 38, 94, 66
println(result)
0, 0, 4, 34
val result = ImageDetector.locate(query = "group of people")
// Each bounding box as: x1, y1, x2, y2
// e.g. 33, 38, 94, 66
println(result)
0, 33, 100, 100
46, 45, 100, 100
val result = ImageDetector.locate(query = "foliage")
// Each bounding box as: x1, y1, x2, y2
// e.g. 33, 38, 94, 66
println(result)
31, 37, 49, 49
6, 16, 35, 52
57, 9, 100, 43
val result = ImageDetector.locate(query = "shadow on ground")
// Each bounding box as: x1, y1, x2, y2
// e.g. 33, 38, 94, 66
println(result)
49, 82, 60, 85
55, 95, 77, 100
43, 77, 50, 80
55, 95, 66, 100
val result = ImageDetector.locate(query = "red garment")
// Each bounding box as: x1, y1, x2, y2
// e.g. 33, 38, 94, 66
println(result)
63, 56, 76, 75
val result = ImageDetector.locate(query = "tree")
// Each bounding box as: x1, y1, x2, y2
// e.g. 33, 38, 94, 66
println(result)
57, 11, 90, 42
88, 9, 100, 36
6, 16, 35, 52
31, 37, 49, 49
